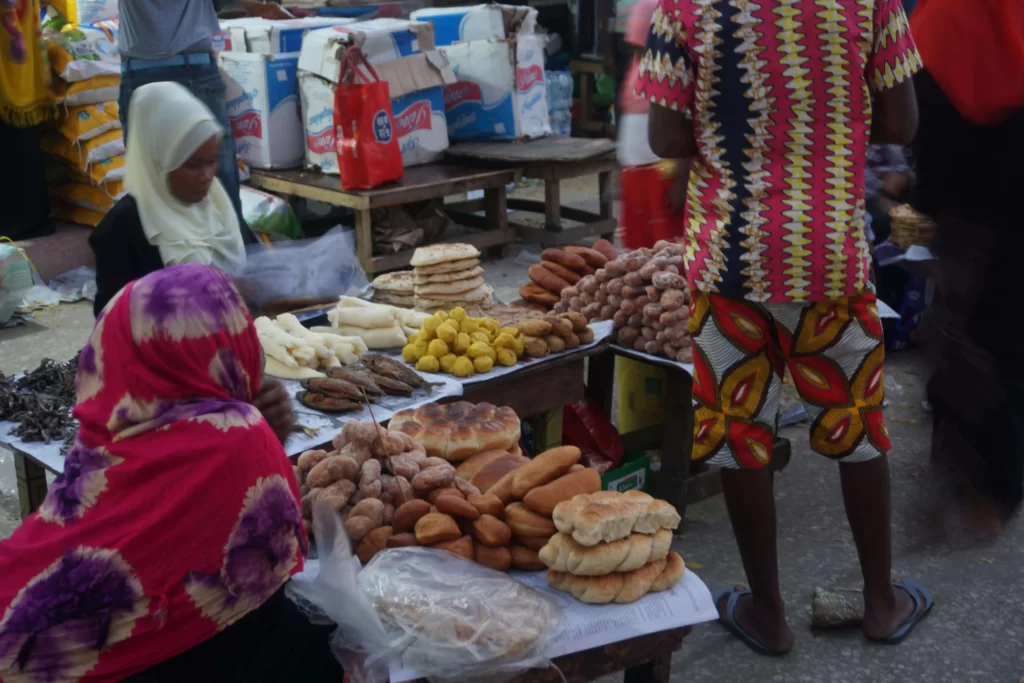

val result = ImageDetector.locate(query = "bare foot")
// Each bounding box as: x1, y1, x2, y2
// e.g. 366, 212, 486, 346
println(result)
861, 581, 925, 641
717, 586, 795, 654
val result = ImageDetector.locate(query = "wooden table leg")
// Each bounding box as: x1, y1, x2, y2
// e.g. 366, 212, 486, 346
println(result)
653, 367, 693, 516
598, 170, 614, 239
484, 185, 512, 258
623, 651, 672, 683
544, 177, 562, 232
585, 349, 615, 419
355, 208, 374, 274
14, 452, 48, 519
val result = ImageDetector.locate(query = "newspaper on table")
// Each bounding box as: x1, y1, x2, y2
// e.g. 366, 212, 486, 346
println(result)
387, 567, 718, 682
0, 420, 67, 474
282, 371, 463, 456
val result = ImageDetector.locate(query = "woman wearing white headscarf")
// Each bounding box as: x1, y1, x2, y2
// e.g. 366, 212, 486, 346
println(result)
90, 82, 249, 317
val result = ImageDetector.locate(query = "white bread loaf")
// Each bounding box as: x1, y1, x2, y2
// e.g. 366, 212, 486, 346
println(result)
552, 490, 680, 546
538, 529, 673, 576
388, 402, 521, 462
546, 552, 685, 604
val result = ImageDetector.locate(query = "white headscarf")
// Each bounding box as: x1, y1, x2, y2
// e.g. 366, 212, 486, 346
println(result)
124, 82, 246, 272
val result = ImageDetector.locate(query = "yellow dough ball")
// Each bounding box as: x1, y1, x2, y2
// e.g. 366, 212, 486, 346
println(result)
427, 339, 450, 359
434, 311, 449, 322
470, 331, 491, 344
481, 318, 500, 335
450, 306, 468, 322
454, 332, 472, 354
497, 348, 517, 367
499, 327, 520, 339
493, 333, 516, 349
435, 323, 458, 345
416, 355, 440, 373
511, 336, 525, 358
473, 355, 494, 373
459, 318, 479, 335
452, 355, 475, 378
467, 342, 497, 361
401, 343, 420, 363
439, 353, 458, 373
421, 317, 440, 337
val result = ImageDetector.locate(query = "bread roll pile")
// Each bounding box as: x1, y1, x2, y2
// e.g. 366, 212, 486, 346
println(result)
553, 240, 693, 364
295, 420, 474, 546
451, 445, 604, 562
389, 401, 521, 461
520, 241, 617, 309
541, 491, 685, 604
411, 244, 493, 311
516, 311, 594, 359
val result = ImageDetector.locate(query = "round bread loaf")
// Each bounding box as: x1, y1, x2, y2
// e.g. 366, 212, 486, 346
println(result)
389, 401, 521, 462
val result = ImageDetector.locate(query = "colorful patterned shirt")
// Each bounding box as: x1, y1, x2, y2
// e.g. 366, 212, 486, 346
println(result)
636, 0, 921, 303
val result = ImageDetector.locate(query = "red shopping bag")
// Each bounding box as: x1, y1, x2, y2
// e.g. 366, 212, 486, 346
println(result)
333, 47, 404, 190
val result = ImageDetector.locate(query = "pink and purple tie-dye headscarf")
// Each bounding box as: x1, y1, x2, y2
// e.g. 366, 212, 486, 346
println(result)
0, 264, 306, 682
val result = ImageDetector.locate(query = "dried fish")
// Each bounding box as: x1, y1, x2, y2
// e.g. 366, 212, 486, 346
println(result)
297, 391, 362, 414
324, 367, 383, 396
359, 354, 426, 389
359, 370, 414, 397
0, 355, 79, 447
300, 377, 363, 401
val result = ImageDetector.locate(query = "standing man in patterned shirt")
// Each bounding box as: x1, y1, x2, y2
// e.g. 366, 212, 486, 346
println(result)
636, 0, 930, 654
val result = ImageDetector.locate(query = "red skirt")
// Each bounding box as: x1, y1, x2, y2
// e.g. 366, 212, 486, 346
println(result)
618, 164, 684, 250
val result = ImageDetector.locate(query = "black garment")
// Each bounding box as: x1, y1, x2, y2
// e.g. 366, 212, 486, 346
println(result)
125, 585, 343, 683
914, 68, 1024, 513
0, 121, 52, 240
89, 195, 165, 316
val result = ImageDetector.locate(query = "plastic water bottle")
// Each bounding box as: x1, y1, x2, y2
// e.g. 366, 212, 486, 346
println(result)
545, 70, 573, 136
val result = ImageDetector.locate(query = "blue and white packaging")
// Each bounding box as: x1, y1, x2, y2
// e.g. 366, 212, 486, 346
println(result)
219, 52, 303, 169
442, 33, 550, 140
409, 4, 508, 45
298, 18, 435, 82
220, 17, 356, 55
299, 50, 454, 172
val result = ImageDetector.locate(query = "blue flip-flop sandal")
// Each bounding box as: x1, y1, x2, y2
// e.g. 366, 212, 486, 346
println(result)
867, 579, 934, 645
711, 588, 788, 657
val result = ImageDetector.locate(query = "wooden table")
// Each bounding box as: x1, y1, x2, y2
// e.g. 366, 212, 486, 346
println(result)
501, 627, 689, 683
249, 164, 520, 275
446, 138, 618, 247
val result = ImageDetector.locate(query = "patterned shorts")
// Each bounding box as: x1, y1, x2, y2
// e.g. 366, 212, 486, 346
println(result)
690, 292, 891, 469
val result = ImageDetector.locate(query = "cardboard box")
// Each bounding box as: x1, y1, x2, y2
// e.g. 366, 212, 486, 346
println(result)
442, 32, 550, 140
219, 52, 303, 170
411, 4, 537, 45
298, 18, 435, 81
299, 49, 454, 172
601, 453, 651, 493
220, 17, 356, 55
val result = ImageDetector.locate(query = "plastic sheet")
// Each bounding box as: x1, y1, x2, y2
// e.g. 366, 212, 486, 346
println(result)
231, 227, 367, 309
289, 503, 564, 683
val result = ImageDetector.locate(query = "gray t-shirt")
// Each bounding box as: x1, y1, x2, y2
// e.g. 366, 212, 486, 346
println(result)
118, 1, 220, 60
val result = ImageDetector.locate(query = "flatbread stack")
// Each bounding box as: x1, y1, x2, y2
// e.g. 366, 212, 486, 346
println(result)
371, 271, 415, 308
410, 243, 493, 311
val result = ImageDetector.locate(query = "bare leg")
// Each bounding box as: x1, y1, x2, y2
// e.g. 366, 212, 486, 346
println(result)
838, 457, 917, 639
716, 468, 795, 653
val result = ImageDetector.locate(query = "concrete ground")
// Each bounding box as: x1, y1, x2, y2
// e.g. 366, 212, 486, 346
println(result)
2, 178, 1021, 682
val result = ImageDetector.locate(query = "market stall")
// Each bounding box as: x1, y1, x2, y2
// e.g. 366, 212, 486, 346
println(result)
445, 137, 618, 246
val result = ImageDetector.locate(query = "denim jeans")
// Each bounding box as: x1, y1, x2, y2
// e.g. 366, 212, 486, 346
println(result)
119, 60, 254, 243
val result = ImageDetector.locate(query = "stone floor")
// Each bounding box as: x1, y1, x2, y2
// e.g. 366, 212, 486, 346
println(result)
2, 177, 1021, 682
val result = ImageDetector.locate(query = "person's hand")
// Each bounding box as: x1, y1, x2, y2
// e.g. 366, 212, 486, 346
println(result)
254, 377, 296, 445
880, 171, 910, 200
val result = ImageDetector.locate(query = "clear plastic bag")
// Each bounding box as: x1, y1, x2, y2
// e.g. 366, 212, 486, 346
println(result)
230, 226, 367, 309
289, 503, 564, 683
